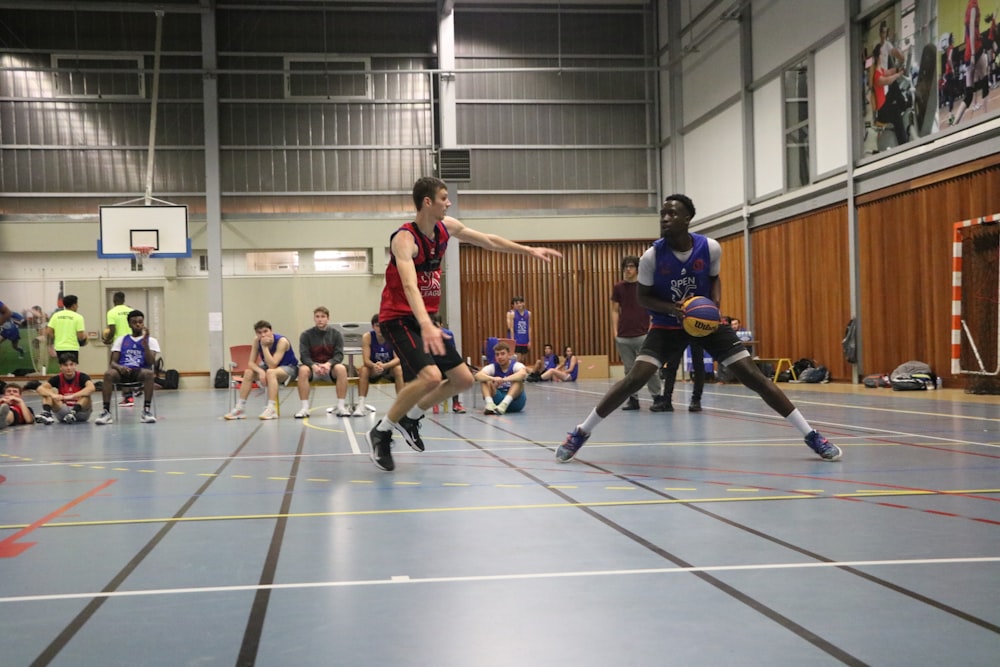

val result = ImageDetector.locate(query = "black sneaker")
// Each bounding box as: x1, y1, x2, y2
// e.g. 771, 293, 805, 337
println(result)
394, 415, 425, 452
650, 395, 673, 412
621, 396, 640, 411
366, 427, 395, 471
689, 399, 702, 412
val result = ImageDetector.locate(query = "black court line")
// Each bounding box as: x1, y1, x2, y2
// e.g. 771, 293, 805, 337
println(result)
31, 426, 266, 667
435, 419, 870, 666
235, 426, 308, 667
472, 417, 1000, 635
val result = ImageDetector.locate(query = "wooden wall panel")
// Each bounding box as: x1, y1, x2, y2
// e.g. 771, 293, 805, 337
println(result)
457, 240, 653, 365
750, 205, 852, 380
857, 164, 1000, 381
717, 234, 747, 321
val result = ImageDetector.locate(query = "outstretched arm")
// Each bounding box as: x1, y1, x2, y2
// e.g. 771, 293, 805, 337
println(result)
444, 216, 562, 262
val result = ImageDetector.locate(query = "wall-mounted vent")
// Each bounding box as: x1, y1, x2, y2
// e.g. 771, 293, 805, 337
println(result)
438, 149, 471, 181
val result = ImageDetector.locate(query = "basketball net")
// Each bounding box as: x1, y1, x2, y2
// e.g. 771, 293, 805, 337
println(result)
131, 246, 154, 271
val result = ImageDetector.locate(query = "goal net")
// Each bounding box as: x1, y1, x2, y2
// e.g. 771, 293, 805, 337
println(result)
952, 215, 1000, 394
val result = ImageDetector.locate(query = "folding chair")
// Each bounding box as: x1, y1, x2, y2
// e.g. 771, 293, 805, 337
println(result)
333, 322, 366, 410
113, 377, 155, 421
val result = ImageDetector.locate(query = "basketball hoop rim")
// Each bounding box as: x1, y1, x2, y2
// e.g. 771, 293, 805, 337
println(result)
130, 245, 155, 256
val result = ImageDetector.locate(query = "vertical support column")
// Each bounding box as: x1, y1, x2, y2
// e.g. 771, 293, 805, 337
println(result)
665, 0, 683, 193
201, 3, 225, 376
738, 6, 755, 327
438, 3, 464, 355
844, 0, 862, 382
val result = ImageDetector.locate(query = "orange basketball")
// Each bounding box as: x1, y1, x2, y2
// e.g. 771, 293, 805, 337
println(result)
681, 296, 721, 337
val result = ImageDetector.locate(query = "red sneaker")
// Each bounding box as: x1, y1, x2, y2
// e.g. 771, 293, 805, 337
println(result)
452, 402, 466, 414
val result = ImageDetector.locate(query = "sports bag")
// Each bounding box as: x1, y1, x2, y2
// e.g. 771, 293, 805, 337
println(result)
890, 361, 935, 391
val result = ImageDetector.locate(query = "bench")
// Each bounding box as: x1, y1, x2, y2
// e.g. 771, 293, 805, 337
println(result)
754, 358, 795, 382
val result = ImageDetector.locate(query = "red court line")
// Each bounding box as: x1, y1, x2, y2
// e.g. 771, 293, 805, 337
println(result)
0, 479, 117, 558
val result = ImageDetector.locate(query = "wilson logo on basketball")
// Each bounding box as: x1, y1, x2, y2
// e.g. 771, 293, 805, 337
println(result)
692, 320, 714, 331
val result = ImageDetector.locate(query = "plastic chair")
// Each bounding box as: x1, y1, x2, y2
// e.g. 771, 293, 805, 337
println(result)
333, 323, 367, 409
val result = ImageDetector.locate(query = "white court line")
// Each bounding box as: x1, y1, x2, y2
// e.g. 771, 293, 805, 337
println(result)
343, 417, 361, 455
1, 556, 996, 604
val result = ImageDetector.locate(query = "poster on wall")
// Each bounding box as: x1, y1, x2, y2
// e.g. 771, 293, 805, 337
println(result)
861, 0, 998, 157
0, 282, 63, 376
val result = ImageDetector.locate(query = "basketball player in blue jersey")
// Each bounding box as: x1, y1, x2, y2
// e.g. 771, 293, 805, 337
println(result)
95, 310, 160, 424
506, 296, 531, 361
557, 194, 841, 463
357, 314, 404, 411
225, 320, 299, 420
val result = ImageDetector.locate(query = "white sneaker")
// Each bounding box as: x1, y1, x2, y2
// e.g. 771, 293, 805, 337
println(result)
294, 408, 310, 419
495, 402, 508, 415
366, 404, 377, 413
35, 413, 56, 425
259, 406, 278, 420
62, 411, 77, 424
351, 405, 366, 417
140, 409, 157, 424
336, 406, 351, 417
95, 409, 114, 425
326, 406, 335, 414
224, 407, 246, 420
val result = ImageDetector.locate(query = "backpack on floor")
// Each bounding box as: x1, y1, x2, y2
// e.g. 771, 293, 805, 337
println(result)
792, 358, 816, 378
890, 360, 935, 391
214, 368, 230, 389
797, 366, 830, 383
863, 373, 891, 388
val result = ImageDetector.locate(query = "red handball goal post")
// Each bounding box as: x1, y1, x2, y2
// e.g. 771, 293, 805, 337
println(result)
951, 214, 1000, 394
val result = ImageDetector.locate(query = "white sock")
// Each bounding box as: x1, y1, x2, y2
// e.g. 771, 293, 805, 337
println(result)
236, 398, 247, 410
499, 395, 513, 409
338, 399, 346, 411
485, 398, 496, 409
785, 409, 813, 437
406, 405, 424, 420
376, 417, 396, 432
267, 400, 276, 410
358, 395, 367, 404
301, 400, 309, 410
580, 409, 603, 434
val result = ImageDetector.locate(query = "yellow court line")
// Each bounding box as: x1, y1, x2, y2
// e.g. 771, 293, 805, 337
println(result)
9, 489, 999, 532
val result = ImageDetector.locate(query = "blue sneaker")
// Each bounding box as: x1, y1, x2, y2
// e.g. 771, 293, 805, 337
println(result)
805, 430, 841, 461
556, 427, 590, 462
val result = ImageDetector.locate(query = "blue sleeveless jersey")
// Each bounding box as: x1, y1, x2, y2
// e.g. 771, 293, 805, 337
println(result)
259, 333, 298, 367
511, 310, 529, 345
368, 330, 395, 364
120, 336, 151, 369
649, 234, 713, 329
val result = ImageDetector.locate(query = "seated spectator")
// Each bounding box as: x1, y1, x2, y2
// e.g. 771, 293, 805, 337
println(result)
541, 345, 579, 382
475, 341, 527, 415
358, 314, 404, 415
295, 307, 351, 418
527, 343, 559, 381
95, 310, 159, 425
0, 383, 35, 428
226, 320, 299, 420
34, 353, 95, 424
431, 314, 466, 414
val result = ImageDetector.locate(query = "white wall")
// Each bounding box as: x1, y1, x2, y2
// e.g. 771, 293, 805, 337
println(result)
751, 0, 845, 78
814, 35, 849, 175
681, 19, 742, 124
683, 102, 744, 218
752, 77, 783, 197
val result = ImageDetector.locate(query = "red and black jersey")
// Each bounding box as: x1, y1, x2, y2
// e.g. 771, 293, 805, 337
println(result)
379, 220, 450, 321
48, 371, 91, 406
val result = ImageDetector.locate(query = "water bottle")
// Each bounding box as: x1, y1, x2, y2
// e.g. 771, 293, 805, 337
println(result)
936, 377, 943, 390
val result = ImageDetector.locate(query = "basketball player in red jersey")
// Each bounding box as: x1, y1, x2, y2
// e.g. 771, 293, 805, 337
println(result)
557, 194, 841, 463
366, 176, 562, 471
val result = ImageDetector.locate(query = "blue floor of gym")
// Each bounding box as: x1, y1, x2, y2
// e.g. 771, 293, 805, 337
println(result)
1, 379, 998, 666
